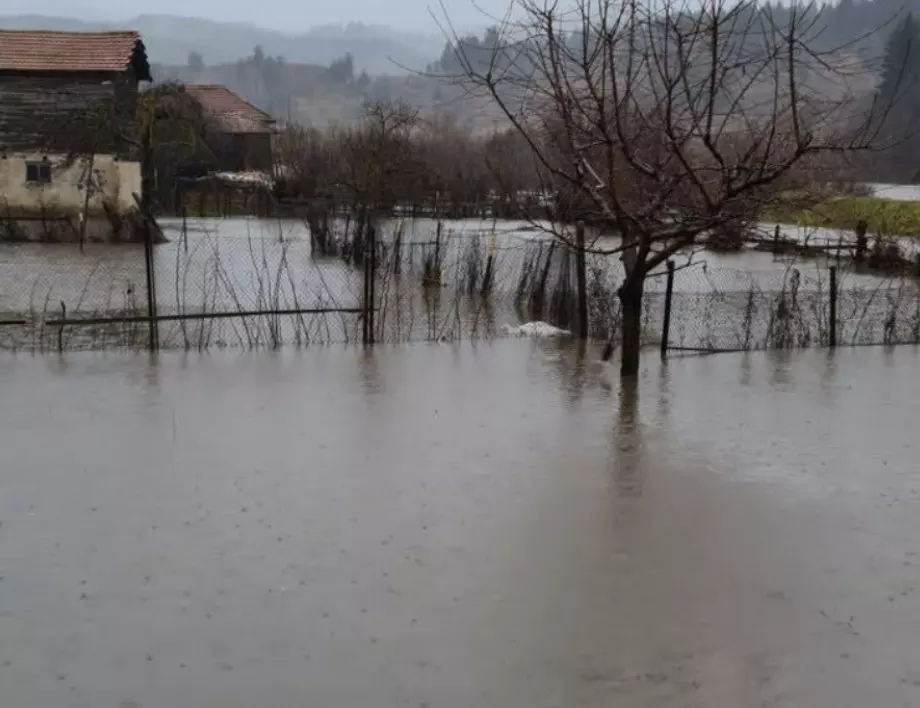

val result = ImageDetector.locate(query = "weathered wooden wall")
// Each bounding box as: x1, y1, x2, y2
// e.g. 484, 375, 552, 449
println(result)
0, 70, 139, 158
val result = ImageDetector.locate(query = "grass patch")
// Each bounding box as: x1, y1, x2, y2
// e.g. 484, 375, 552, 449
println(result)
763, 195, 920, 237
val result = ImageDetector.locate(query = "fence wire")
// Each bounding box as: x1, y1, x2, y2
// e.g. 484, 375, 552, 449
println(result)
1, 217, 918, 353
0, 241, 150, 351
666, 265, 920, 351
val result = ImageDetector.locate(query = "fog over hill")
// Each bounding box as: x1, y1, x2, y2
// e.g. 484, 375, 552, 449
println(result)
0, 3, 902, 139
0, 14, 447, 73
0, 0, 498, 34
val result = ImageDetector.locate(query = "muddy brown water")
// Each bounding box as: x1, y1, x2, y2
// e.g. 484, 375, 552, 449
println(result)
1, 342, 919, 707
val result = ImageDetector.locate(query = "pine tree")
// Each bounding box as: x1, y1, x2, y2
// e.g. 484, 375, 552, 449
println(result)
877, 14, 920, 181
879, 14, 920, 101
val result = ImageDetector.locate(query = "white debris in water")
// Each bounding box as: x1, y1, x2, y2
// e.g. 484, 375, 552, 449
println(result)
210, 171, 275, 188
502, 321, 572, 338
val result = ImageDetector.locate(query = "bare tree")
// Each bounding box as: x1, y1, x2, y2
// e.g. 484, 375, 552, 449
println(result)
442, 0, 885, 375
338, 100, 422, 212
337, 101, 422, 254
482, 128, 545, 217
415, 112, 487, 216
139, 83, 221, 212
275, 125, 340, 251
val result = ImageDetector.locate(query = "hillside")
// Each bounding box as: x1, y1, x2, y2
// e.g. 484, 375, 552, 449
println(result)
0, 6, 889, 134
154, 54, 504, 129
0, 14, 445, 74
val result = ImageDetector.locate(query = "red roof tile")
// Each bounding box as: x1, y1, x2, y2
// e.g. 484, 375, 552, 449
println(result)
0, 30, 150, 78
185, 85, 276, 135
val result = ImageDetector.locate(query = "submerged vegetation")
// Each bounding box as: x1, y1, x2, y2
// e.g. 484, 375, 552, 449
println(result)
2, 216, 919, 356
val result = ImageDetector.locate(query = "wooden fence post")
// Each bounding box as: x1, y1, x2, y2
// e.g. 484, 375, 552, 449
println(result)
829, 265, 838, 348
661, 260, 675, 357
369, 226, 377, 344
58, 301, 66, 352
181, 206, 189, 253
434, 221, 442, 285
138, 125, 159, 353
575, 221, 588, 338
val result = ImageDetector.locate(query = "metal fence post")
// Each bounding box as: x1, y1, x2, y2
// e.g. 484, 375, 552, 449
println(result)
661, 260, 675, 357
829, 265, 838, 348
575, 221, 588, 338
143, 215, 159, 351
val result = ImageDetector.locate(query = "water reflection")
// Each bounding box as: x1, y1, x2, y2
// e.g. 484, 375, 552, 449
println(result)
767, 349, 795, 388
1, 343, 919, 708
568, 341, 591, 406
142, 351, 161, 389
612, 376, 644, 499
359, 349, 382, 394
655, 356, 672, 424
739, 351, 753, 388
549, 339, 591, 407
819, 349, 839, 397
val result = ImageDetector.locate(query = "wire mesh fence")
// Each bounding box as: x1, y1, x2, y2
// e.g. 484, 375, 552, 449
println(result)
1, 216, 919, 354
151, 218, 366, 348
665, 265, 920, 351
0, 240, 151, 351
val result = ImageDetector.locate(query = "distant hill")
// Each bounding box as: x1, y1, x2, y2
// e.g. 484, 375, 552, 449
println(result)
0, 14, 446, 74
0, 8, 883, 135
153, 52, 503, 130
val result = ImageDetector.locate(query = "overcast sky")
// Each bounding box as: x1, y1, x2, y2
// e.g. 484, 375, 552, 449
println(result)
18, 0, 510, 34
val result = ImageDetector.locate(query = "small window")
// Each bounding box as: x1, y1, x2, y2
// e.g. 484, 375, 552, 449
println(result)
26, 161, 52, 184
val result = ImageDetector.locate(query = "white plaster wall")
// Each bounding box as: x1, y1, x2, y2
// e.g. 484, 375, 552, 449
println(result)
0, 153, 141, 215
116, 160, 142, 212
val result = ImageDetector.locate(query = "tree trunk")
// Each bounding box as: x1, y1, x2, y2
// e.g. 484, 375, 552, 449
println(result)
618, 274, 644, 377
306, 205, 325, 255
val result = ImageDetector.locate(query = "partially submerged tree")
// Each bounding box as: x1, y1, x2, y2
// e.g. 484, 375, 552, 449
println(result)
275, 100, 423, 258
442, 0, 886, 375
337, 100, 422, 229
274, 124, 339, 251
139, 83, 221, 211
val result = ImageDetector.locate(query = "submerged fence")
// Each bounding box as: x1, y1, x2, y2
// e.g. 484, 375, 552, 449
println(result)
0, 216, 919, 354
663, 264, 920, 352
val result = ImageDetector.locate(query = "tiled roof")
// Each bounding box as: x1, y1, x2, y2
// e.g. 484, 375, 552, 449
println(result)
185, 85, 276, 135
0, 30, 150, 79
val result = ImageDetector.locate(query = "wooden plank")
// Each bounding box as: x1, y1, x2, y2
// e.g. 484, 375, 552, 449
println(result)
0, 71, 139, 157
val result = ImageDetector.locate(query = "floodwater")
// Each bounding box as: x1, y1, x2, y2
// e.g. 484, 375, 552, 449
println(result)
5, 216, 915, 352
0, 216, 904, 319
870, 183, 920, 201
2, 341, 920, 707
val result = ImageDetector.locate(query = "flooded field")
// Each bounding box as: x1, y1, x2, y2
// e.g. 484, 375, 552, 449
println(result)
1, 341, 920, 707
870, 183, 920, 201
0, 217, 903, 314
1, 217, 917, 352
